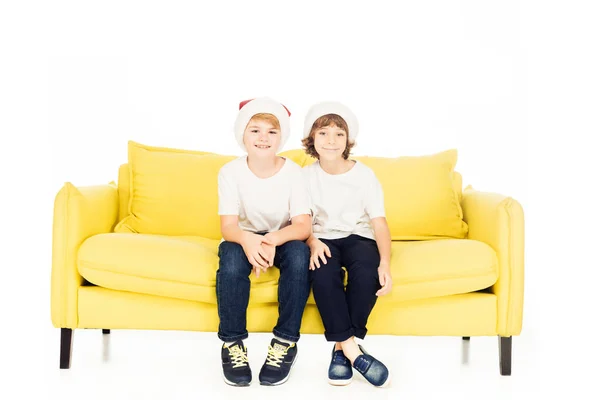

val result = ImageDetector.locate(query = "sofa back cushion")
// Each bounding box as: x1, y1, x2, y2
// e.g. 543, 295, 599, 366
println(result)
357, 150, 467, 239
115, 143, 467, 240
114, 141, 235, 239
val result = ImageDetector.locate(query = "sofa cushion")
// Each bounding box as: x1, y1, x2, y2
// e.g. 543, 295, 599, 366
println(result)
77, 233, 281, 304
305, 238, 498, 304
379, 238, 498, 303
113, 141, 235, 239
78, 234, 496, 305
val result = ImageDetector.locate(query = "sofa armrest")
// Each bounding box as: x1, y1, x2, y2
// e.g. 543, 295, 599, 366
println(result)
461, 186, 525, 336
51, 182, 119, 328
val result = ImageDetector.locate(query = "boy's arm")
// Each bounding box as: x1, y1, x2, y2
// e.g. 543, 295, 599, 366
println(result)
266, 168, 312, 246
372, 216, 393, 296
220, 215, 249, 245
306, 231, 319, 246
265, 214, 311, 246
218, 169, 270, 269
371, 217, 392, 268
366, 171, 390, 268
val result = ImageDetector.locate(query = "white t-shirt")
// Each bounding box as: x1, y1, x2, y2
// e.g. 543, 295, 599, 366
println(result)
218, 156, 311, 233
304, 160, 386, 240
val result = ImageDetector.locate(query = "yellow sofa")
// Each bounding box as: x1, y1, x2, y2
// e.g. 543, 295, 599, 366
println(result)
51, 143, 524, 376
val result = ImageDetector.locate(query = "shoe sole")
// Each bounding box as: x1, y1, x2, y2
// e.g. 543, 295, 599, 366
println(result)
374, 372, 391, 388
259, 353, 297, 386
222, 370, 252, 387
357, 374, 391, 388
328, 377, 353, 386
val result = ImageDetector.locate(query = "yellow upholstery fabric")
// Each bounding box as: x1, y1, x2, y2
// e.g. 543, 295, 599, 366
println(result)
379, 239, 497, 302
461, 186, 525, 336
52, 183, 119, 328
77, 233, 280, 304
117, 164, 129, 222
78, 286, 497, 336
114, 141, 235, 239
357, 149, 468, 239
77, 233, 497, 305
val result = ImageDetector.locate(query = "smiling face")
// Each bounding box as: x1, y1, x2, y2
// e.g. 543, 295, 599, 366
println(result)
243, 113, 281, 159
302, 114, 354, 161
313, 123, 348, 161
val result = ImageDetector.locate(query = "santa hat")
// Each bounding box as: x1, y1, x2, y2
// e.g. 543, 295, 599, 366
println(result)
303, 101, 359, 142
233, 97, 291, 152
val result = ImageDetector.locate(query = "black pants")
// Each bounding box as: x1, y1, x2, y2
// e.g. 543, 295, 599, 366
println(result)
310, 234, 381, 342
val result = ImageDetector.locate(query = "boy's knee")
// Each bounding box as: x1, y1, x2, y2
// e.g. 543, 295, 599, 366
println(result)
286, 240, 310, 259
351, 266, 380, 289
281, 241, 310, 270
310, 265, 342, 289
218, 242, 250, 275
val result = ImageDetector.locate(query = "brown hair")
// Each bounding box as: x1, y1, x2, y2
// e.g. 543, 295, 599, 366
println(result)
246, 113, 280, 130
302, 114, 355, 160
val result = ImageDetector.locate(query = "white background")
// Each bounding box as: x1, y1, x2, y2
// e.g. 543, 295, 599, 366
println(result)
1, 0, 599, 398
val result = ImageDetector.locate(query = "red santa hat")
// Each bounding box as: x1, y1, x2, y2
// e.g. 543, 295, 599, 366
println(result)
234, 97, 291, 152
303, 101, 359, 142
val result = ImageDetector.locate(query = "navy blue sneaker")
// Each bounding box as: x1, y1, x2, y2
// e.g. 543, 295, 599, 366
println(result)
328, 346, 353, 386
352, 345, 390, 387
259, 338, 298, 386
221, 340, 252, 386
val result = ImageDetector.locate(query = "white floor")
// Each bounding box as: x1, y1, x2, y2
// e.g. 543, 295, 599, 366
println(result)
22, 324, 550, 399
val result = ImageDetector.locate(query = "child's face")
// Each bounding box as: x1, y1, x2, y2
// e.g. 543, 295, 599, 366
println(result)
313, 123, 347, 161
243, 117, 281, 159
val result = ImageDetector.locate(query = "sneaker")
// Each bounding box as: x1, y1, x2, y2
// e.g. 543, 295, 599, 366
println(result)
328, 345, 353, 386
221, 340, 252, 386
352, 345, 390, 387
259, 338, 298, 386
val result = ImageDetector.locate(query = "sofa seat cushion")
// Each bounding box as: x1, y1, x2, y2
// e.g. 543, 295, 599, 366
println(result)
305, 238, 498, 304
78, 234, 497, 305
77, 233, 281, 304
379, 238, 498, 303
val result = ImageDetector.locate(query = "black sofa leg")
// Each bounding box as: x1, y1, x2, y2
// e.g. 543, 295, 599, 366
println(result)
499, 336, 512, 376
60, 328, 73, 369
102, 329, 110, 334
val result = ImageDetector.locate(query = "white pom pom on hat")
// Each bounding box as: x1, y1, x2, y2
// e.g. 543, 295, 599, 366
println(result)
303, 101, 359, 142
233, 97, 291, 152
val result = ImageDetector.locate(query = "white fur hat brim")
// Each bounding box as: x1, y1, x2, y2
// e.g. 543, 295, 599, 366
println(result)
303, 101, 358, 142
234, 97, 291, 153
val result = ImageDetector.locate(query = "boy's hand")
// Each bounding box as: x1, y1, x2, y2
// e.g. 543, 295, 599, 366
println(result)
253, 243, 275, 278
308, 238, 331, 270
376, 264, 392, 296
261, 242, 276, 267
241, 232, 274, 271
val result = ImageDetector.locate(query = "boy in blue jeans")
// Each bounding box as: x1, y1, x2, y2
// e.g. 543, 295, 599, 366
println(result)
216, 97, 311, 386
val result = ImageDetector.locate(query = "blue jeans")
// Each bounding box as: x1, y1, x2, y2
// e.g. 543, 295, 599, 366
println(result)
216, 239, 311, 343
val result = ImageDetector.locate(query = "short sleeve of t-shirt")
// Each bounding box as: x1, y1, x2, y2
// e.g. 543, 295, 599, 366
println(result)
289, 166, 311, 219
365, 171, 386, 219
217, 167, 239, 215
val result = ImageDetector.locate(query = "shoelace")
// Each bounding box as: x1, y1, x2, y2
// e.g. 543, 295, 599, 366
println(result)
228, 345, 249, 368
265, 345, 288, 368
